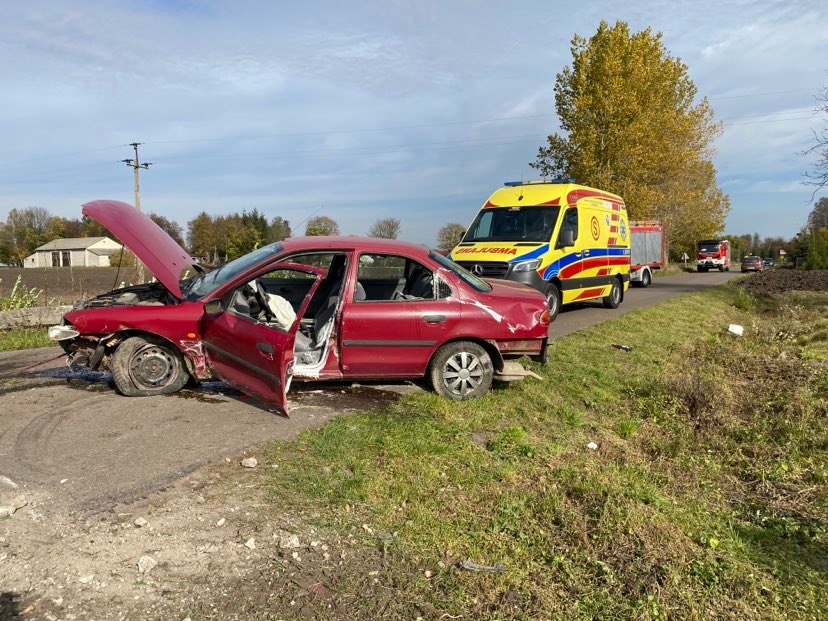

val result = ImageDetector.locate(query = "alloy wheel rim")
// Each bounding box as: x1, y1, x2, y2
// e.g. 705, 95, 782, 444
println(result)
442, 351, 484, 396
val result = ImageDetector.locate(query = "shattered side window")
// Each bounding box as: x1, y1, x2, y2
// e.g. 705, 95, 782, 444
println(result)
434, 273, 452, 300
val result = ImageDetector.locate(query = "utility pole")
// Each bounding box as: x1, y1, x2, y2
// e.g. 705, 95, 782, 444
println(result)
120, 142, 153, 281
121, 142, 152, 212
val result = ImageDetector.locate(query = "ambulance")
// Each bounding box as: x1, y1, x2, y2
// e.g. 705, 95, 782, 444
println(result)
450, 180, 630, 320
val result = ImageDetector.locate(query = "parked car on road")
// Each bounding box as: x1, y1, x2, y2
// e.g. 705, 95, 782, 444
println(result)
48, 200, 550, 414
741, 256, 764, 272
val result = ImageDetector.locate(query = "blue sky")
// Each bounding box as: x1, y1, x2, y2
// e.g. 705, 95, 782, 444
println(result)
1, 0, 826, 246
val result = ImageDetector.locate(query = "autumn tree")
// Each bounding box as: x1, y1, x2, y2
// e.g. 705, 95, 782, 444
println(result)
532, 20, 729, 256
367, 217, 401, 239
148, 213, 185, 247
804, 86, 828, 193
0, 207, 54, 266
187, 212, 220, 263
806, 196, 828, 231
269, 216, 291, 241
436, 223, 466, 251
305, 216, 340, 236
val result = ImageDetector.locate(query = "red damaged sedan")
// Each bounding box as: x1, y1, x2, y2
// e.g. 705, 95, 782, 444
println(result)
49, 200, 550, 414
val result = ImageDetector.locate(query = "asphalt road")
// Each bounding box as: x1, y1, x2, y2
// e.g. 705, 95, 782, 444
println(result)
0, 269, 739, 518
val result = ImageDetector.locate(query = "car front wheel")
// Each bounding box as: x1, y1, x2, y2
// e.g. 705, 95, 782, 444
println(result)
429, 341, 493, 400
112, 336, 189, 397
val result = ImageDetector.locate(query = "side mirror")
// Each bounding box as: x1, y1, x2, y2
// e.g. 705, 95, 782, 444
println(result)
204, 298, 224, 315
558, 229, 575, 248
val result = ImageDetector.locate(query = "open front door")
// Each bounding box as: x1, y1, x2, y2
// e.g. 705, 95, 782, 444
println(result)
200, 265, 322, 415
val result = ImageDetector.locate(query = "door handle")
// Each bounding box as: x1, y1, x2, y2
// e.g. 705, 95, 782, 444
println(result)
423, 315, 447, 324
256, 342, 274, 354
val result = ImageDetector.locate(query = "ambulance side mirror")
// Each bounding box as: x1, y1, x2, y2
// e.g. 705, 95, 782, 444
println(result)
557, 230, 575, 248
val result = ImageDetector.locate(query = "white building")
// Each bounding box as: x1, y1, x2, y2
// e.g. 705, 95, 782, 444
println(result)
24, 237, 123, 268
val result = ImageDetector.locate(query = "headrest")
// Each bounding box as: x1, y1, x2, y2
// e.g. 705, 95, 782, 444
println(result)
354, 281, 366, 301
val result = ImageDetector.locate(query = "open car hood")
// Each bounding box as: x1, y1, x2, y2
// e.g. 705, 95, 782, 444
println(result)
82, 199, 197, 299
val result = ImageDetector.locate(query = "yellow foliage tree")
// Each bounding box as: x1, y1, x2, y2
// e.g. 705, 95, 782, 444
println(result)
532, 20, 730, 256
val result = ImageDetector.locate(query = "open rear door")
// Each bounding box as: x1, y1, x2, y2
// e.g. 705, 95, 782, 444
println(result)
200, 265, 321, 415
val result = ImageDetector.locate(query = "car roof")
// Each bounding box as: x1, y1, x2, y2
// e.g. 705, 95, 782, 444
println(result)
279, 236, 432, 258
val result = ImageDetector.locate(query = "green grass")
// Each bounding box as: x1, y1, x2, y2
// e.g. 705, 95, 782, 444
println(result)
0, 327, 52, 351
260, 283, 827, 620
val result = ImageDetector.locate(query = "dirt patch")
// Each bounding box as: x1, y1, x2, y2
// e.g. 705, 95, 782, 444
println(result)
0, 267, 143, 306
0, 455, 393, 621
736, 269, 828, 295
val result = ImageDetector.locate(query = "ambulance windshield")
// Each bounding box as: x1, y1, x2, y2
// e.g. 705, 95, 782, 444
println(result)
463, 206, 560, 243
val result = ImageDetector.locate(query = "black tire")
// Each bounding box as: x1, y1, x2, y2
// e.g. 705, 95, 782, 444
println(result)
640, 269, 652, 288
429, 341, 493, 400
696, 266, 702, 272
718, 265, 725, 272
545, 283, 562, 322
602, 278, 622, 309
112, 336, 189, 397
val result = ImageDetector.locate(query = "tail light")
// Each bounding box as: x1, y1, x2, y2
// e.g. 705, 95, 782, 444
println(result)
539, 309, 550, 326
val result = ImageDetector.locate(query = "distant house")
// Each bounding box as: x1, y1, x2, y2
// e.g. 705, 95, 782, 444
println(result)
24, 237, 123, 268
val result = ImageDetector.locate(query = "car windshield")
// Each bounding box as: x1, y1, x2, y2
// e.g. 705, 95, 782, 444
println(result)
462, 206, 560, 243
698, 241, 721, 252
183, 243, 284, 300
429, 251, 492, 292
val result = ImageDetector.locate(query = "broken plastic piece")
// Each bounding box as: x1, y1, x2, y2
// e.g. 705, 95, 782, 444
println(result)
611, 343, 633, 352
493, 361, 545, 382
728, 324, 744, 336
459, 559, 507, 573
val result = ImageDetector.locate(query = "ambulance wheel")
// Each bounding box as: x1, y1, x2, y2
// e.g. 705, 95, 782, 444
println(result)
640, 270, 652, 288
718, 266, 724, 272
545, 284, 561, 322
603, 278, 622, 309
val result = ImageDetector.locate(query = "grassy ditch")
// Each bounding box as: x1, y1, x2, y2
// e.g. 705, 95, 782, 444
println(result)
262, 285, 826, 620
0, 327, 52, 352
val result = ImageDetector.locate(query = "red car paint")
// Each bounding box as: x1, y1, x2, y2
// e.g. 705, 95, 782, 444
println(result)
54, 200, 550, 415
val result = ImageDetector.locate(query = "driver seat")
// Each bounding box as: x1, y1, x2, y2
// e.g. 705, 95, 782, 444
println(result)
295, 282, 365, 360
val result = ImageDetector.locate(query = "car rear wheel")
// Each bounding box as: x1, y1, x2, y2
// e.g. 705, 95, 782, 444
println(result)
112, 336, 189, 397
429, 341, 493, 400
545, 283, 562, 322
602, 278, 622, 309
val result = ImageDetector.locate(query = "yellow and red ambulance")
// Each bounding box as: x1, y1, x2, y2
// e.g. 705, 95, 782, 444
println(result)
449, 180, 630, 320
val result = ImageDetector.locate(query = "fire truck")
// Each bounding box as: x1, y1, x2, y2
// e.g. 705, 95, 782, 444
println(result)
696, 239, 731, 272
629, 221, 665, 287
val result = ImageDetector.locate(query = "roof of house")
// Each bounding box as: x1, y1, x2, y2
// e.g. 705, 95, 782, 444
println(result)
34, 237, 120, 251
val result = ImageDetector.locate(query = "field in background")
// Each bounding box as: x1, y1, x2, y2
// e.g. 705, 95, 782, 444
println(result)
0, 267, 144, 306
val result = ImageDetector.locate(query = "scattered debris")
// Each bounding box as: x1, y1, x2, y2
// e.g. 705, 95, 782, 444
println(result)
216, 517, 226, 527
586, 442, 599, 451
424, 570, 433, 578
279, 533, 301, 549
134, 517, 148, 528
611, 343, 633, 352
0, 475, 18, 489
137, 555, 158, 574
0, 496, 28, 517
244, 537, 256, 550
459, 559, 507, 573
78, 574, 95, 584
60, 478, 69, 484
241, 457, 258, 469
494, 361, 544, 382
728, 324, 744, 336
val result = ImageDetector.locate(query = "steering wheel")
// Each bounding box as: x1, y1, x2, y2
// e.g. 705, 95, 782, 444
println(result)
254, 280, 274, 321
